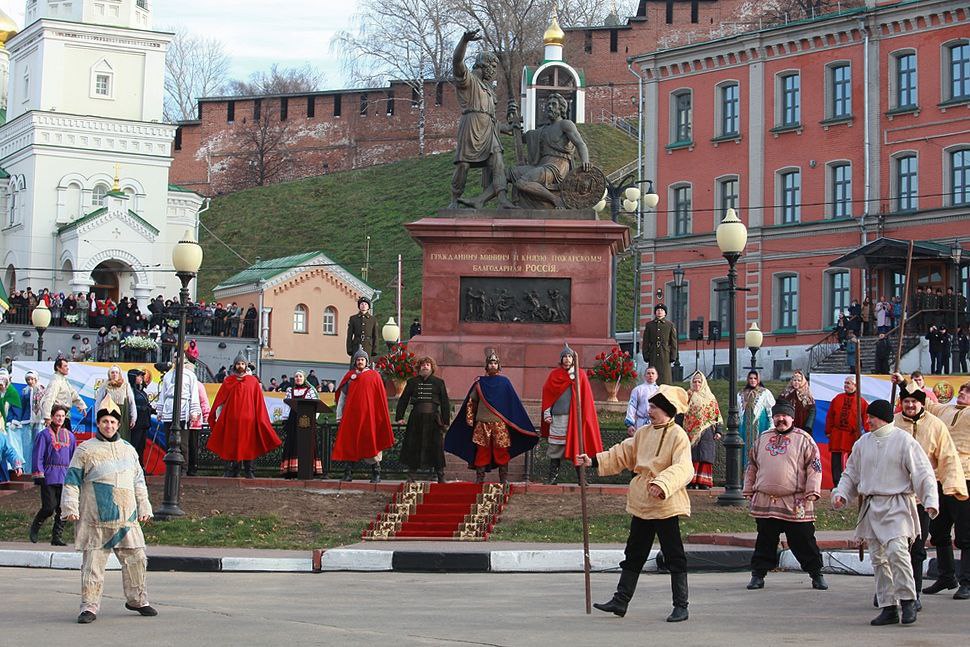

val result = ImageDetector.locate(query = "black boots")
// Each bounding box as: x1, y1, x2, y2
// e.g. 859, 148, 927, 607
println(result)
242, 461, 256, 479
51, 517, 66, 546
923, 545, 958, 595
126, 603, 158, 616
498, 465, 509, 484
811, 573, 829, 590
29, 514, 42, 543
546, 459, 561, 485
435, 470, 446, 484
746, 573, 765, 589
900, 599, 918, 624
475, 469, 485, 484
957, 551, 970, 600
77, 611, 97, 624
870, 606, 899, 626
342, 465, 353, 482
667, 573, 689, 622
223, 461, 240, 478
593, 569, 640, 617
370, 463, 381, 484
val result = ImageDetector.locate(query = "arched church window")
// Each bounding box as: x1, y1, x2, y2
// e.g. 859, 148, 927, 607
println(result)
92, 184, 109, 207
293, 304, 308, 333
323, 306, 337, 335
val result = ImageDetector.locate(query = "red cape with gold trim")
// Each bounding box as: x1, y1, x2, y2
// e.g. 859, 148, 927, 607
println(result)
332, 368, 395, 462
540, 367, 602, 461
207, 374, 282, 461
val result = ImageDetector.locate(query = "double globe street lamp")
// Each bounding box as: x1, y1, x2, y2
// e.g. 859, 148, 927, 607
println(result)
714, 208, 748, 507
156, 230, 204, 521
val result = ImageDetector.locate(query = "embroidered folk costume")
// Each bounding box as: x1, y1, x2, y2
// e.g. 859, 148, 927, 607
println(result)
333, 347, 395, 483
540, 344, 602, 485
833, 399, 938, 625
396, 358, 450, 483
0, 368, 24, 480
11, 369, 44, 473
777, 370, 816, 434
279, 372, 324, 478
739, 370, 775, 463
61, 395, 157, 623
588, 385, 693, 623
743, 400, 827, 591
93, 365, 137, 442
684, 371, 721, 489
445, 348, 537, 484
29, 405, 76, 545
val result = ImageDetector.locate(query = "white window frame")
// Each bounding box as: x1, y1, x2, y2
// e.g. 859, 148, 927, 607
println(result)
92, 183, 109, 207
90, 60, 115, 100
293, 304, 308, 334
323, 306, 337, 336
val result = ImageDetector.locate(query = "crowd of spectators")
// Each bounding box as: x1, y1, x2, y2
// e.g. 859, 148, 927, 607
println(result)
2, 288, 260, 339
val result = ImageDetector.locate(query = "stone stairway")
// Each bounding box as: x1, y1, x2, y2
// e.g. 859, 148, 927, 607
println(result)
812, 333, 920, 374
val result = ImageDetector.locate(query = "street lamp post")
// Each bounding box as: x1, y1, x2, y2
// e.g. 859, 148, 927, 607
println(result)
156, 230, 203, 521
32, 303, 52, 362
745, 322, 763, 372
715, 208, 747, 506
672, 264, 685, 381
595, 176, 659, 339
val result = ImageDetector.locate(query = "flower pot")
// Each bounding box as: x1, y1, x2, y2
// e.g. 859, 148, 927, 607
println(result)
392, 378, 407, 398
603, 381, 620, 403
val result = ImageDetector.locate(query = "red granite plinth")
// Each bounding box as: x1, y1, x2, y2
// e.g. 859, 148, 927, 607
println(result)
405, 212, 630, 399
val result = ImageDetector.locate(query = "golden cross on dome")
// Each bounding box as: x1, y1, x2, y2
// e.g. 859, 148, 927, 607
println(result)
113, 163, 121, 192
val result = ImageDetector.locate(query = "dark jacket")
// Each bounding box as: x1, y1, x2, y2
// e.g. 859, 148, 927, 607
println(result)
347, 312, 380, 357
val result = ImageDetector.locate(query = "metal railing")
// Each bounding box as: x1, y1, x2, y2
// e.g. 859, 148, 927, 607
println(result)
596, 109, 637, 140
806, 327, 843, 372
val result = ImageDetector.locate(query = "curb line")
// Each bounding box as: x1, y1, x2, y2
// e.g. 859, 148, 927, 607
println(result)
2, 548, 914, 575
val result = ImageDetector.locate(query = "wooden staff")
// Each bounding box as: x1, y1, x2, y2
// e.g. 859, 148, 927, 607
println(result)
855, 335, 864, 561
572, 348, 592, 614
889, 240, 916, 407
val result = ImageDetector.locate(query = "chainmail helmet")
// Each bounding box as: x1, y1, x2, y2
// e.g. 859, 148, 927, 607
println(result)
559, 342, 574, 363
233, 350, 247, 366
352, 345, 369, 364
484, 347, 500, 369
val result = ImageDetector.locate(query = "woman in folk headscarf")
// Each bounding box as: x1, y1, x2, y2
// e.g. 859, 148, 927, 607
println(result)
279, 371, 323, 478
738, 370, 775, 462
93, 366, 137, 441
777, 369, 816, 433
14, 370, 46, 471
683, 371, 722, 490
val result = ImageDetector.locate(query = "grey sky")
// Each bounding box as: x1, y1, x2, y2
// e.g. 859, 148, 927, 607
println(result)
0, 0, 360, 87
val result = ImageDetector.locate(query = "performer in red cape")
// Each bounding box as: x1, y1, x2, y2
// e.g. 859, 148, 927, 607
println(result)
541, 343, 602, 484
207, 352, 281, 478
333, 346, 395, 483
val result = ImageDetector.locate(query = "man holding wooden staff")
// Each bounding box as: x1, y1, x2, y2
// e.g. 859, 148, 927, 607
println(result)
540, 344, 601, 484
578, 384, 693, 622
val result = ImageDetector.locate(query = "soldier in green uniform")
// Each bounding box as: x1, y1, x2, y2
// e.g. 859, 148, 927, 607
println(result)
346, 296, 379, 361
642, 303, 679, 386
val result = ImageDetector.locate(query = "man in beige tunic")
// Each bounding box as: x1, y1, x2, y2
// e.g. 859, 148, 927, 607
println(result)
40, 357, 87, 429
915, 378, 970, 600
833, 399, 938, 625
61, 395, 155, 623
892, 378, 967, 607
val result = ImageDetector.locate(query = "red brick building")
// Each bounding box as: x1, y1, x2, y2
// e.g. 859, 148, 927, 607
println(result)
170, 80, 462, 195
630, 0, 970, 378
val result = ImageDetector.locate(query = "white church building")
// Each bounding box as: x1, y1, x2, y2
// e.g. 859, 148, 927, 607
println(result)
0, 0, 204, 310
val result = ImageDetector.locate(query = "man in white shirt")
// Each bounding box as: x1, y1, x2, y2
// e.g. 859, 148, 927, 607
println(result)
156, 356, 201, 473
625, 367, 659, 436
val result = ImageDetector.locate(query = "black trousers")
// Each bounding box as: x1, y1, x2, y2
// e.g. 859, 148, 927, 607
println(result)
831, 452, 845, 486
620, 515, 687, 574
751, 517, 823, 576
35, 483, 62, 523
929, 482, 970, 585
959, 351, 969, 373
910, 504, 931, 585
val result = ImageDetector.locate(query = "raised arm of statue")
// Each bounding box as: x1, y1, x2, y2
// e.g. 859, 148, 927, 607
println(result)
453, 29, 481, 81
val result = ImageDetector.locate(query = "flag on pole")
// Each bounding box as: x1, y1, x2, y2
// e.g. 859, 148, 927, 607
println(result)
0, 281, 8, 313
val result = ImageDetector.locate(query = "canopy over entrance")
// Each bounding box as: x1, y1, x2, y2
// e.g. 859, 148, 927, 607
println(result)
828, 238, 961, 270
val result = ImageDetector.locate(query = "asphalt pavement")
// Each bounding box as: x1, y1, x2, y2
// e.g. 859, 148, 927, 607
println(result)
3, 569, 968, 646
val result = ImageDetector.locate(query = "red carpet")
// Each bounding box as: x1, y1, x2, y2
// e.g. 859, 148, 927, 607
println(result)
362, 482, 510, 541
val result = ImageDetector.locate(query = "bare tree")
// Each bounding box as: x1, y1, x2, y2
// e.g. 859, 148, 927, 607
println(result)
227, 63, 326, 96
332, 0, 457, 156
558, 0, 638, 27
216, 100, 298, 192
164, 26, 231, 122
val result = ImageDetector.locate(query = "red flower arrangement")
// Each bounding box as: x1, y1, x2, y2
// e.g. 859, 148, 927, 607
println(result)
586, 346, 638, 386
375, 342, 418, 380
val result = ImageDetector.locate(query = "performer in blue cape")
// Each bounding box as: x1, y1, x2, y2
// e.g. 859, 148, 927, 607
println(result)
445, 347, 537, 483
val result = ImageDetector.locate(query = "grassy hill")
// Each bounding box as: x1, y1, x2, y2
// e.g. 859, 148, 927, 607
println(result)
198, 123, 639, 329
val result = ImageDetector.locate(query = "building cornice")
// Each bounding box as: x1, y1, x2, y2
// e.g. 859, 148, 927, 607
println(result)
6, 18, 172, 55
630, 2, 968, 82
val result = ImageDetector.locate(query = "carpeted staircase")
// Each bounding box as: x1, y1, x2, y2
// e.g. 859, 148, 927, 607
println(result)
362, 482, 510, 541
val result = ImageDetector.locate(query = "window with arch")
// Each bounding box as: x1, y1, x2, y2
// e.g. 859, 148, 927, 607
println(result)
6, 185, 15, 228
892, 51, 917, 110
670, 184, 692, 236
716, 176, 739, 220
718, 82, 740, 137
670, 90, 692, 144
949, 148, 970, 206
323, 306, 337, 335
828, 162, 852, 218
776, 274, 799, 331
293, 304, 308, 333
776, 72, 800, 127
777, 169, 801, 224
92, 183, 109, 207
945, 41, 970, 102
826, 270, 850, 327
894, 154, 918, 212
826, 63, 852, 119
22, 67, 29, 102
